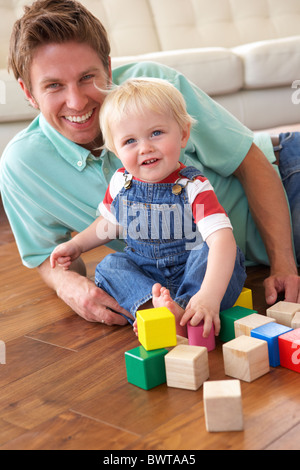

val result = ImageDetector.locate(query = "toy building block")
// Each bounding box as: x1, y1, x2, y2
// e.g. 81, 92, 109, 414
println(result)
187, 320, 215, 351
233, 287, 253, 309
136, 307, 177, 351
203, 380, 244, 432
166, 335, 189, 351
223, 335, 269, 382
251, 322, 293, 367
124, 345, 168, 390
219, 306, 257, 343
164, 344, 209, 390
266, 301, 300, 327
291, 311, 300, 329
234, 313, 276, 337
0, 341, 5, 364
278, 328, 300, 373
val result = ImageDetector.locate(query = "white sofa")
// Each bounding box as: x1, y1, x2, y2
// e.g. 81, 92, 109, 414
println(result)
1, 0, 300, 154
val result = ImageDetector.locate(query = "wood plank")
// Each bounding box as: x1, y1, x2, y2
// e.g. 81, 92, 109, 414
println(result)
127, 363, 300, 450
25, 315, 124, 351
0, 327, 136, 430
0, 336, 74, 389
0, 410, 139, 450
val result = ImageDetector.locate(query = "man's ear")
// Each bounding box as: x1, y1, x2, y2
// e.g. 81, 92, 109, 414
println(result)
18, 78, 39, 109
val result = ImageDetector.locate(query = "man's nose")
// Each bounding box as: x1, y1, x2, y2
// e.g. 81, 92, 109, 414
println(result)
65, 84, 88, 110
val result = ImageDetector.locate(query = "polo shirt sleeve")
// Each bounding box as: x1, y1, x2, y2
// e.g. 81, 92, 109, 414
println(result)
0, 142, 73, 268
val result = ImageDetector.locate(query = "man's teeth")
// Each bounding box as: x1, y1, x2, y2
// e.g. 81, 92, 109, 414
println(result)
65, 110, 93, 123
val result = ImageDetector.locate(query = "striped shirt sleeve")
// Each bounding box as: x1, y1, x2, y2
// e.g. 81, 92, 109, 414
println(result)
98, 169, 125, 225
184, 175, 232, 240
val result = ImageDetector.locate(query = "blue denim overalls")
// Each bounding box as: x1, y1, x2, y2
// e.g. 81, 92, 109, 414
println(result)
95, 166, 246, 323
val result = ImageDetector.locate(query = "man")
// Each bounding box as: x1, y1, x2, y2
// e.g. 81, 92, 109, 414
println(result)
1, 0, 299, 326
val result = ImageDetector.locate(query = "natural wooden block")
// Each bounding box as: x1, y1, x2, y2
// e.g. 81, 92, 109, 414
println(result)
166, 335, 189, 351
223, 335, 270, 382
278, 328, 300, 373
203, 380, 244, 432
136, 307, 177, 351
219, 306, 257, 343
251, 322, 293, 367
165, 344, 209, 390
266, 301, 300, 327
187, 321, 215, 351
125, 345, 168, 390
234, 313, 276, 337
233, 287, 253, 309
291, 311, 300, 329
0, 340, 5, 364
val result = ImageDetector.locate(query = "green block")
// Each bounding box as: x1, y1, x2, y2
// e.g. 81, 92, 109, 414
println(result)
125, 345, 168, 390
219, 306, 257, 342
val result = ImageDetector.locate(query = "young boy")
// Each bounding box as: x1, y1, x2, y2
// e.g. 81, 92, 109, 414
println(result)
50, 78, 246, 337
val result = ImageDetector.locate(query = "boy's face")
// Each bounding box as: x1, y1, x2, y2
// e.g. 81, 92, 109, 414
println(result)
111, 109, 190, 182
19, 41, 111, 151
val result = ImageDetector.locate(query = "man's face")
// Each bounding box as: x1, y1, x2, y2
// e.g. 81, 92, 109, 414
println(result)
19, 41, 111, 150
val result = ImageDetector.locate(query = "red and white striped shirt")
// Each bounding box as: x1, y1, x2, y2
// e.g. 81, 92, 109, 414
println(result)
99, 163, 232, 241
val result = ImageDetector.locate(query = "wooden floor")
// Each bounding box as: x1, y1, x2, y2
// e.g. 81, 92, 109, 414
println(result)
0, 198, 300, 451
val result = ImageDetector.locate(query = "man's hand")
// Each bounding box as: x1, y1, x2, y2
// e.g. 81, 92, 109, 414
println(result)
264, 271, 300, 305
37, 256, 133, 325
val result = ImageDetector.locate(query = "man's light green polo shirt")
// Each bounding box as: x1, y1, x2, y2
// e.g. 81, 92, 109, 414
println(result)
0, 61, 276, 268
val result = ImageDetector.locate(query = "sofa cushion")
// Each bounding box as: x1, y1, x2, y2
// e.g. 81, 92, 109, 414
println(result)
234, 36, 300, 89
0, 69, 38, 123
112, 48, 243, 96
81, 0, 300, 55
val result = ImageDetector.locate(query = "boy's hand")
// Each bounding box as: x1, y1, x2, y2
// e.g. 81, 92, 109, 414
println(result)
180, 293, 221, 338
50, 240, 82, 269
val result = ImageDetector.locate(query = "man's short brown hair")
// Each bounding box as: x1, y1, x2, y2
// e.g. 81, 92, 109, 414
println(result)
9, 0, 111, 90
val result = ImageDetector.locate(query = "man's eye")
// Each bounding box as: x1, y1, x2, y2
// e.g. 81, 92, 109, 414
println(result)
47, 83, 61, 89
81, 74, 94, 81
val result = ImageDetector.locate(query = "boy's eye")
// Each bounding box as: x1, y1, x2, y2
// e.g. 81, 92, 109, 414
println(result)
152, 130, 162, 137
125, 138, 136, 145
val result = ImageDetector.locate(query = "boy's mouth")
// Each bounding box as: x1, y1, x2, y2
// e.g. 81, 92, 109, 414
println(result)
142, 158, 159, 165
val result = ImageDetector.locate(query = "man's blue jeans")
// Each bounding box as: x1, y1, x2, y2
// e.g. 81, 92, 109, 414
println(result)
277, 132, 300, 265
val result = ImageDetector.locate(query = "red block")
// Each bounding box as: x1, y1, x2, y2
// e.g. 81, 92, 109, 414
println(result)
278, 328, 300, 373
187, 321, 215, 352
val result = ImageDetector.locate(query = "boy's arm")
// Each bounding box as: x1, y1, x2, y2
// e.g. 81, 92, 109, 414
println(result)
50, 216, 120, 269
180, 228, 236, 336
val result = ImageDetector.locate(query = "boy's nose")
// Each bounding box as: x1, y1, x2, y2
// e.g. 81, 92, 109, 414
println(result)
139, 139, 154, 154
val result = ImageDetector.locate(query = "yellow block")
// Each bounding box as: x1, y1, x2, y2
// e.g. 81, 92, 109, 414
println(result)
136, 307, 177, 351
234, 287, 253, 309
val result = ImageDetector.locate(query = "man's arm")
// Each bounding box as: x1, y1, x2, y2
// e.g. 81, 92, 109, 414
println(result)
234, 143, 300, 303
37, 256, 133, 325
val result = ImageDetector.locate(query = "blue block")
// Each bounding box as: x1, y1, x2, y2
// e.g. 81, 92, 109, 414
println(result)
251, 322, 293, 367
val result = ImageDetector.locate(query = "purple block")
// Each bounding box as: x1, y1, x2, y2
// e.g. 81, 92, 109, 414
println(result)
187, 321, 216, 351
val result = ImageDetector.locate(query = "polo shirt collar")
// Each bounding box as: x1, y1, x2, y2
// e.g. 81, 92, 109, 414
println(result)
39, 114, 103, 171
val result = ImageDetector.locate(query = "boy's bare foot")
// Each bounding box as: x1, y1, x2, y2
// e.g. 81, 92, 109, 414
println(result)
152, 283, 187, 337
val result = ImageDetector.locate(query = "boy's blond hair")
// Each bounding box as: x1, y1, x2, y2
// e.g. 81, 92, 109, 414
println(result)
100, 78, 196, 153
